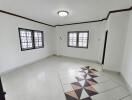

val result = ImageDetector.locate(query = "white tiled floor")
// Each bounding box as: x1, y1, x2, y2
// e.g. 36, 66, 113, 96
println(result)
93, 81, 119, 93
1, 56, 132, 100
121, 96, 132, 100
92, 87, 130, 100
94, 75, 109, 83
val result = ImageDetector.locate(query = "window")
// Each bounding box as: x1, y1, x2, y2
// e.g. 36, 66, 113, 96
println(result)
19, 28, 44, 51
68, 31, 89, 48
34, 31, 44, 48
19, 28, 34, 50
68, 32, 77, 47
78, 32, 88, 48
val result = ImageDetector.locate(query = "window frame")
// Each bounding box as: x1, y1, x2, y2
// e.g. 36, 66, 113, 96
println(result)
18, 28, 44, 51
67, 32, 78, 47
34, 30, 44, 49
67, 31, 89, 48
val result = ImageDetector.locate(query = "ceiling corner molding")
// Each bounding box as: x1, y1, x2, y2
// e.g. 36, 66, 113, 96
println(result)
106, 6, 132, 20
54, 6, 132, 27
54, 19, 106, 27
0, 10, 54, 27
0, 6, 131, 27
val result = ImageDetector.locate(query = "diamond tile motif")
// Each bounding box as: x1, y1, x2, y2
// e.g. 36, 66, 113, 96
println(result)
79, 80, 86, 87
63, 84, 74, 92
59, 66, 130, 100
59, 66, 99, 100
80, 89, 89, 99
65, 91, 79, 100
71, 84, 82, 90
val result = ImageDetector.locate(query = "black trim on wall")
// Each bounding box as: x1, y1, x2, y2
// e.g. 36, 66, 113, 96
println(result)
0, 10, 54, 27
102, 30, 108, 65
0, 78, 6, 100
55, 6, 132, 26
55, 19, 105, 27
0, 6, 131, 27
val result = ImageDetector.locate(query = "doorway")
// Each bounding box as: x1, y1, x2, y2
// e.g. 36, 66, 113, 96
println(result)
0, 78, 6, 100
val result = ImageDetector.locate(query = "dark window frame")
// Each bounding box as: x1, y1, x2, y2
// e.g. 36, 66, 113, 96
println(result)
67, 31, 89, 48
34, 30, 44, 49
18, 28, 44, 51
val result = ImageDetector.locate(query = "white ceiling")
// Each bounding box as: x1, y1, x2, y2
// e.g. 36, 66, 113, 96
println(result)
0, 0, 131, 25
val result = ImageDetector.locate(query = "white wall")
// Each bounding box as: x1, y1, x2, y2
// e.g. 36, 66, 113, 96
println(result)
55, 21, 107, 63
129, 0, 132, 6
0, 13, 55, 74
104, 11, 129, 72
121, 11, 132, 92
0, 7, 131, 75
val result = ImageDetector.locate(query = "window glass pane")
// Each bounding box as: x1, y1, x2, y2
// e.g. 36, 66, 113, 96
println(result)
73, 42, 76, 46
68, 32, 77, 47
34, 32, 38, 37
78, 32, 88, 48
69, 33, 73, 37
83, 43, 87, 47
27, 43, 32, 48
39, 42, 42, 46
21, 37, 27, 42
19, 29, 33, 50
22, 43, 27, 48
20, 31, 26, 36
38, 33, 42, 37
34, 31, 43, 48
27, 32, 31, 36
79, 42, 83, 47
69, 42, 72, 46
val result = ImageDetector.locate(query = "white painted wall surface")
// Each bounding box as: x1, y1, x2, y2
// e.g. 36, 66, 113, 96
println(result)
121, 11, 132, 92
129, 0, 132, 5
0, 8, 131, 75
104, 11, 129, 72
0, 13, 55, 74
55, 21, 107, 63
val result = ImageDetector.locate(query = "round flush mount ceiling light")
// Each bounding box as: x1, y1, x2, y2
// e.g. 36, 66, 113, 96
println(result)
58, 11, 69, 17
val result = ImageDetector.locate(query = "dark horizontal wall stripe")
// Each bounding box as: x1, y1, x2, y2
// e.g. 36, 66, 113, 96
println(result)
0, 6, 131, 27
55, 6, 132, 27
0, 10, 54, 27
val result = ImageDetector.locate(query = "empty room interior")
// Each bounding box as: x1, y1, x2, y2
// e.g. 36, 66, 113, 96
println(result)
0, 0, 132, 100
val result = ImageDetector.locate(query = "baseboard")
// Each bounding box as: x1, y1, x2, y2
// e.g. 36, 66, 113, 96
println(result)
0, 54, 54, 76
55, 54, 101, 64
120, 73, 132, 95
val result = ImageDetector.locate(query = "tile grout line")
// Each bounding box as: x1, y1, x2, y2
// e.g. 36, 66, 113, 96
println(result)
97, 85, 120, 94
119, 94, 131, 100
57, 71, 68, 95
92, 72, 131, 99
93, 85, 131, 100
57, 66, 131, 100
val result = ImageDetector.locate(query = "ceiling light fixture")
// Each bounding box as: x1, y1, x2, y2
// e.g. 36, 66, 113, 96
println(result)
58, 11, 69, 17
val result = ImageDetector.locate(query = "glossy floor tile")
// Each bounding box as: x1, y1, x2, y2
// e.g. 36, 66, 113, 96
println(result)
121, 95, 132, 100
91, 87, 130, 100
93, 81, 119, 93
1, 56, 132, 100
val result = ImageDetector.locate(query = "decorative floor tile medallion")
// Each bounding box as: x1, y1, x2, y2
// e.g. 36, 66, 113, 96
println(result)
60, 66, 99, 100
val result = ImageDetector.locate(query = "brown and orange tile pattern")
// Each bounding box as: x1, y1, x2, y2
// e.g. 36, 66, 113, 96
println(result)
61, 66, 99, 100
